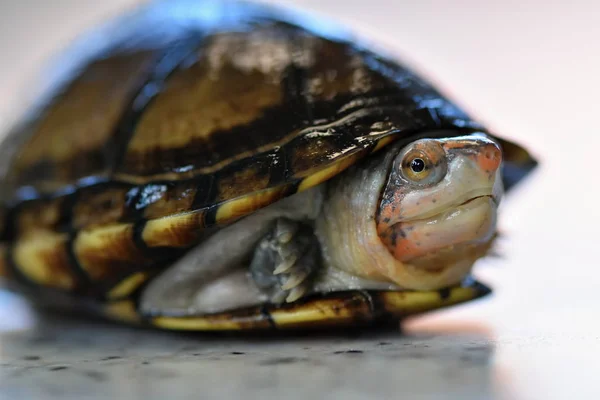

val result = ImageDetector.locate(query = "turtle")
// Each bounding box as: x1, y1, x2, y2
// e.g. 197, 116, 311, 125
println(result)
0, 0, 536, 331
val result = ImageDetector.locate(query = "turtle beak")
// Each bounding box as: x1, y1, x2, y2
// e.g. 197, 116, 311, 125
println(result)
472, 140, 502, 175
440, 133, 502, 172
468, 138, 504, 206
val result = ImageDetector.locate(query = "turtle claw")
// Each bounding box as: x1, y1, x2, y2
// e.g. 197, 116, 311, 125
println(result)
275, 219, 298, 244
273, 255, 297, 275
271, 284, 307, 304
285, 285, 308, 303
250, 218, 320, 304
281, 269, 310, 291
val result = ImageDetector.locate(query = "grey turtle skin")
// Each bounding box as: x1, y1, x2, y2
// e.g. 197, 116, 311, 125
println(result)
140, 132, 504, 317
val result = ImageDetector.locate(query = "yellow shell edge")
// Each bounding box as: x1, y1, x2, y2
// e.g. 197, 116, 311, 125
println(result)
144, 284, 490, 331
106, 272, 149, 300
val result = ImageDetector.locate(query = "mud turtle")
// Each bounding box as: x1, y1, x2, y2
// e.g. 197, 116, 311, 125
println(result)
0, 0, 536, 331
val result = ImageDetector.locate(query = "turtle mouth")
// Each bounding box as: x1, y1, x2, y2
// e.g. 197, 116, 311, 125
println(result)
402, 189, 497, 224
387, 194, 498, 270
460, 194, 494, 206
360, 192, 500, 292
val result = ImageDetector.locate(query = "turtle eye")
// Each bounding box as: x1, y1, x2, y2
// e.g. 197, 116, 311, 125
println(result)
410, 158, 426, 173
399, 144, 447, 186
401, 151, 432, 182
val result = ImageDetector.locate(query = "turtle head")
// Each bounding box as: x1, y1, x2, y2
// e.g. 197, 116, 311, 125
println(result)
374, 133, 503, 288
316, 131, 504, 291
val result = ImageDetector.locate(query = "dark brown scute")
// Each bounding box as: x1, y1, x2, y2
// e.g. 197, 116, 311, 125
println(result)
140, 213, 208, 249
10, 231, 81, 291
6, 52, 160, 194
71, 223, 180, 290
138, 182, 198, 221
13, 198, 65, 235
72, 187, 132, 230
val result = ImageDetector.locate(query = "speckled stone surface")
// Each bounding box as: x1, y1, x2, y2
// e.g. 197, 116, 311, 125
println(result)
0, 305, 494, 400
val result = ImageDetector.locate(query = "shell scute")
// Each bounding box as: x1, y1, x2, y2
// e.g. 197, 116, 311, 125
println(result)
8, 52, 160, 194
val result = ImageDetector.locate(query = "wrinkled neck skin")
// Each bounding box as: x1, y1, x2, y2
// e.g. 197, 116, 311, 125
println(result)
315, 135, 501, 291
315, 143, 409, 291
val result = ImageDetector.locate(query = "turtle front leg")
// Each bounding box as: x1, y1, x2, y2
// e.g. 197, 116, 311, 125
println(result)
250, 218, 321, 304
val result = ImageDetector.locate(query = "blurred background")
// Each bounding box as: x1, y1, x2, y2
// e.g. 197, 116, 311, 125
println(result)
0, 0, 598, 399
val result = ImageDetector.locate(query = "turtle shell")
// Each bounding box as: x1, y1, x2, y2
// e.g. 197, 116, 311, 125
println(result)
0, 0, 536, 331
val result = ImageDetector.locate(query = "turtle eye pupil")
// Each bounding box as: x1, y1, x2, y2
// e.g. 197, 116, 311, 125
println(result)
410, 158, 426, 173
